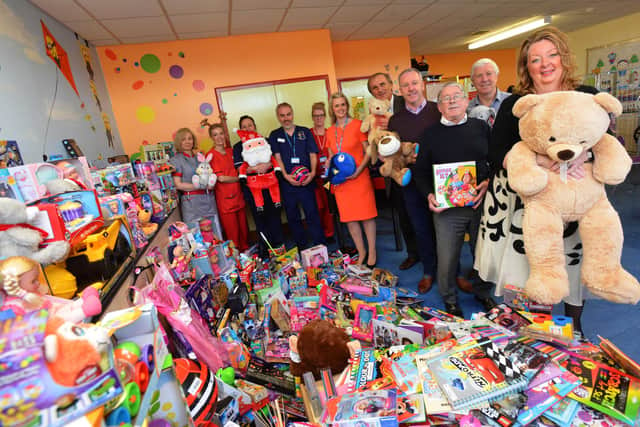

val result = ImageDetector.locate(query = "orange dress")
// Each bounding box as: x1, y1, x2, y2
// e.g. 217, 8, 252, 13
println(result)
327, 119, 377, 222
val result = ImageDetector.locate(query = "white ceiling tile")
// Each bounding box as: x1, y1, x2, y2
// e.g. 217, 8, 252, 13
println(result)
162, 0, 228, 14
350, 20, 401, 38
291, 0, 343, 6
393, 0, 436, 4
102, 16, 174, 37
92, 38, 119, 46
64, 20, 113, 39
329, 5, 386, 23
412, 3, 456, 25
233, 0, 290, 10
343, 0, 389, 4
326, 23, 356, 39
231, 9, 284, 33
384, 20, 427, 37
282, 7, 338, 26
280, 23, 326, 32
371, 4, 427, 21
120, 35, 178, 44
30, 0, 94, 22
76, 0, 163, 19
170, 12, 227, 33
179, 31, 228, 39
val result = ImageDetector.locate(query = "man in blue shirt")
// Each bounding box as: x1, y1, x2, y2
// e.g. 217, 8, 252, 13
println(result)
269, 103, 325, 249
467, 58, 510, 127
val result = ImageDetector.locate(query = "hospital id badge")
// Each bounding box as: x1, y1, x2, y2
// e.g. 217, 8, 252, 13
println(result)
319, 156, 327, 163
291, 157, 300, 164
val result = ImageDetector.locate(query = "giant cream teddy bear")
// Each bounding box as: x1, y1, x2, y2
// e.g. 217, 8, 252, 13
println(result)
506, 91, 640, 305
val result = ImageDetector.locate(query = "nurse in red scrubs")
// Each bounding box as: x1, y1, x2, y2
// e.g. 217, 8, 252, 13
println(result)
207, 123, 249, 251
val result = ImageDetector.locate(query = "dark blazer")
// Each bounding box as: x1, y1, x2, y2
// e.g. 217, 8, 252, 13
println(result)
392, 94, 405, 114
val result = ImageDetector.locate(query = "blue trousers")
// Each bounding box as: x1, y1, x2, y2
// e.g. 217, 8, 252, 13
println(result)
432, 207, 492, 304
402, 182, 437, 276
281, 185, 325, 249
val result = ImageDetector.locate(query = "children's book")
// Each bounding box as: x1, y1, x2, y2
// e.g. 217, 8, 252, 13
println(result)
427, 339, 528, 411
397, 393, 426, 424
598, 336, 640, 379
347, 349, 378, 392
445, 318, 515, 343
433, 161, 477, 208
0, 167, 23, 201
322, 388, 398, 426
473, 392, 528, 427
570, 402, 628, 426
516, 364, 581, 426
501, 338, 550, 381
545, 398, 581, 427
483, 303, 532, 332
561, 352, 640, 425
0, 140, 24, 167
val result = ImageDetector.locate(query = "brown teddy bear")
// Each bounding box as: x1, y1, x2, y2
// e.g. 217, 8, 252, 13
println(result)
289, 319, 360, 380
360, 98, 392, 144
368, 131, 419, 187
506, 91, 640, 305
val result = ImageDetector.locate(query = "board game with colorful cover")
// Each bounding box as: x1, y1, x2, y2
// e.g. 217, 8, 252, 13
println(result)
427, 339, 528, 411
322, 388, 398, 426
561, 352, 640, 425
433, 161, 477, 208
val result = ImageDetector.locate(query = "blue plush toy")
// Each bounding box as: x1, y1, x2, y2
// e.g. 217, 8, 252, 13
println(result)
328, 152, 356, 185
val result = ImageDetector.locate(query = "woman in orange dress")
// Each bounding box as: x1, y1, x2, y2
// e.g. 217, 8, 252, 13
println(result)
326, 93, 377, 267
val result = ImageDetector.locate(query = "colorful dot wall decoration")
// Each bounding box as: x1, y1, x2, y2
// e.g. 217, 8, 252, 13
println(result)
162, 98, 168, 104
192, 80, 205, 91
136, 106, 156, 124
132, 80, 144, 90
105, 49, 117, 60
140, 54, 161, 73
199, 103, 213, 115
169, 65, 184, 79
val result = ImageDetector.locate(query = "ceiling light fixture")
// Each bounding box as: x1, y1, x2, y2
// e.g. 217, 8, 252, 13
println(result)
468, 16, 551, 50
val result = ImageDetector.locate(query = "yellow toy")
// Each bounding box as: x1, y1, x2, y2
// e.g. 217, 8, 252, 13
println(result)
138, 208, 158, 237
506, 91, 640, 305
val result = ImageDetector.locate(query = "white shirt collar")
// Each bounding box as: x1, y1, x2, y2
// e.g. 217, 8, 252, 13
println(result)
441, 114, 468, 126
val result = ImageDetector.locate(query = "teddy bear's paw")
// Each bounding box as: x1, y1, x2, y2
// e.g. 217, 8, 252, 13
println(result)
585, 268, 640, 304
510, 171, 548, 196
525, 272, 568, 305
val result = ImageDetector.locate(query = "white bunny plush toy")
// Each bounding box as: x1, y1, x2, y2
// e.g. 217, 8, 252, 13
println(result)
191, 152, 217, 190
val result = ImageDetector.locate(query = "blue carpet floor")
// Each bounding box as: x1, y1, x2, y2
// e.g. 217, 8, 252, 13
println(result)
289, 165, 640, 362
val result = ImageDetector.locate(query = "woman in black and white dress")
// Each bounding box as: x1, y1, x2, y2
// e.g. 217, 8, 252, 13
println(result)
474, 27, 598, 334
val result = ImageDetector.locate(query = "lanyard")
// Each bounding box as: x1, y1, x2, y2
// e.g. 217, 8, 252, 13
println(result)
283, 128, 296, 158
313, 129, 326, 152
334, 118, 350, 153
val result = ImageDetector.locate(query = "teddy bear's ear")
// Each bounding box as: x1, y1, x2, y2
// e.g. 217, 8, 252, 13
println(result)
512, 94, 542, 118
593, 92, 623, 117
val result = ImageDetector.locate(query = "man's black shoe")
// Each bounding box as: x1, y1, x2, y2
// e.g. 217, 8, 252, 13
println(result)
399, 257, 418, 270
476, 296, 497, 312
444, 302, 463, 318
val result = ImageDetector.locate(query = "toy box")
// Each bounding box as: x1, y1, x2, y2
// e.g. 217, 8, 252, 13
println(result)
0, 168, 23, 201
0, 140, 24, 167
300, 244, 329, 269
502, 284, 553, 313
35, 189, 104, 247
49, 157, 94, 190
99, 304, 177, 426
0, 310, 123, 427
99, 194, 127, 219
9, 164, 59, 202
95, 164, 136, 194
28, 202, 69, 245
323, 389, 398, 426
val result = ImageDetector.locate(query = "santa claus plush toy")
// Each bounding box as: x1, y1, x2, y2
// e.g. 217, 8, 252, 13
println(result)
236, 129, 282, 211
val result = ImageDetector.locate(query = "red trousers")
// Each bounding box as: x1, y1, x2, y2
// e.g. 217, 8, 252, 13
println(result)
315, 182, 334, 238
219, 209, 249, 251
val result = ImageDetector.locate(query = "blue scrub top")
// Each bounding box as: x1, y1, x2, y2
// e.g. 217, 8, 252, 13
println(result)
268, 126, 317, 173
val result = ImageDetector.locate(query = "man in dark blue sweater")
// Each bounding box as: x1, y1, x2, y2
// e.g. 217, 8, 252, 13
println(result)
414, 82, 496, 317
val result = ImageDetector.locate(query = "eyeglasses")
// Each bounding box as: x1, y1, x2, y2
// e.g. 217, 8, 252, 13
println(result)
439, 93, 465, 103
312, 114, 325, 118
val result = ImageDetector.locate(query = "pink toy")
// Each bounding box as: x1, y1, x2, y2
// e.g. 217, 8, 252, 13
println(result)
0, 256, 101, 322
236, 129, 282, 211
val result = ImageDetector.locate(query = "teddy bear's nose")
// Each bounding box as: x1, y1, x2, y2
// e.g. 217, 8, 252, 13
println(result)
557, 150, 574, 161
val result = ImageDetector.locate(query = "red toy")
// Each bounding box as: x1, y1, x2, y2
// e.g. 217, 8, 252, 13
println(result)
236, 129, 282, 211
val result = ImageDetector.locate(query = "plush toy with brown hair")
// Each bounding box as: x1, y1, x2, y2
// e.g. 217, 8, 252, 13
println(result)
360, 98, 392, 144
506, 91, 640, 305
368, 131, 419, 187
289, 319, 360, 380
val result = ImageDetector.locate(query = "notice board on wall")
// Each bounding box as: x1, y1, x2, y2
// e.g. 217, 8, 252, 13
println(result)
587, 37, 640, 78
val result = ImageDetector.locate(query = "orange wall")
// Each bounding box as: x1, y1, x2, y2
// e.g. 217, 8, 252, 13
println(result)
332, 37, 411, 90
97, 30, 337, 155
418, 48, 518, 90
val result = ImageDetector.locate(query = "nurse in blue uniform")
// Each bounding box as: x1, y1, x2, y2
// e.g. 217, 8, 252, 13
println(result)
268, 103, 325, 249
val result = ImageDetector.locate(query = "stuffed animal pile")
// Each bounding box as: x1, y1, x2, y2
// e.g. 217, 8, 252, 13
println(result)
506, 91, 640, 305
